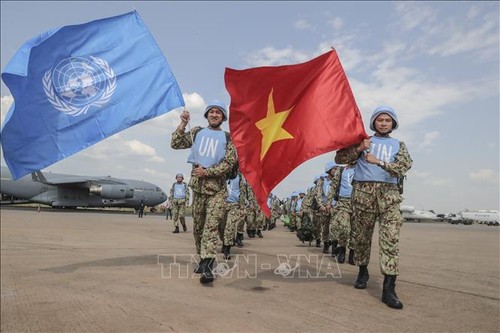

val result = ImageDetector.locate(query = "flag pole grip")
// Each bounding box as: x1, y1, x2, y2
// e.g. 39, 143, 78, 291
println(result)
186, 119, 199, 167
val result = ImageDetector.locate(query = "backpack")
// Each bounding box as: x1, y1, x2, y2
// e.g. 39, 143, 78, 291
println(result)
192, 126, 238, 180
296, 214, 314, 244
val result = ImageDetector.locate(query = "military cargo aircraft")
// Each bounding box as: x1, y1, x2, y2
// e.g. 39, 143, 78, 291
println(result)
1, 166, 167, 209
400, 205, 439, 221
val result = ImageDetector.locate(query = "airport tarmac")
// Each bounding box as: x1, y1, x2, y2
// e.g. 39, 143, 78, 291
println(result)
1, 207, 499, 333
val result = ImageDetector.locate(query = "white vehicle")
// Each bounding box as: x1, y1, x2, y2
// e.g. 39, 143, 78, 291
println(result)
455, 210, 500, 226
449, 213, 473, 225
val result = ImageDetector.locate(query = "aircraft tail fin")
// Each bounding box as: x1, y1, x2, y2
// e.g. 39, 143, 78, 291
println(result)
31, 171, 48, 183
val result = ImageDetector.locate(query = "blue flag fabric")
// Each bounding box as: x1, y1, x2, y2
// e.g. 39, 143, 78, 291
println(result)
1, 11, 185, 179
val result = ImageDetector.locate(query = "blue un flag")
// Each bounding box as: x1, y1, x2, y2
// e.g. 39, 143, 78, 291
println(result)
1, 11, 185, 179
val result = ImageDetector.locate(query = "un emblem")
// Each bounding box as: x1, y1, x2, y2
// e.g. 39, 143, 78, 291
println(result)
43, 56, 116, 116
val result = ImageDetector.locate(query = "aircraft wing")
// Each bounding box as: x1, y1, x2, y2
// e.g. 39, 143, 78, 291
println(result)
32, 171, 127, 187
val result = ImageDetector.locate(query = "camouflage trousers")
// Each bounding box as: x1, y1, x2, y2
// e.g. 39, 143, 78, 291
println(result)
192, 190, 226, 259
237, 211, 246, 233
171, 198, 186, 227
270, 211, 280, 226
312, 212, 321, 240
246, 208, 257, 230
318, 211, 331, 242
329, 197, 354, 249
223, 203, 241, 246
255, 210, 265, 230
351, 182, 404, 275
293, 212, 302, 229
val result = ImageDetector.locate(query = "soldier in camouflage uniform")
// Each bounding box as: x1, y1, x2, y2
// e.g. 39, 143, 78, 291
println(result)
246, 185, 258, 238
311, 176, 323, 247
171, 101, 237, 284
255, 206, 265, 238
335, 106, 412, 309
315, 162, 339, 254
269, 194, 281, 230
169, 173, 190, 233
222, 170, 247, 259
326, 163, 356, 264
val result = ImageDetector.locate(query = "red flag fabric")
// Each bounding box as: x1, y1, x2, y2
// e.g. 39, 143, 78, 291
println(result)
224, 50, 368, 216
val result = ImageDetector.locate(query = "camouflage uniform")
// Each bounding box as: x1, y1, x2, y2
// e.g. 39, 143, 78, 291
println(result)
171, 126, 237, 259
310, 180, 322, 243
326, 167, 351, 246
300, 188, 314, 226
335, 142, 412, 275
314, 172, 337, 244
246, 186, 257, 235
270, 197, 282, 228
224, 174, 247, 246
169, 181, 190, 229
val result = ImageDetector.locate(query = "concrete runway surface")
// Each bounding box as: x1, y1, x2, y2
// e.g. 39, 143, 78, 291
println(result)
1, 207, 499, 333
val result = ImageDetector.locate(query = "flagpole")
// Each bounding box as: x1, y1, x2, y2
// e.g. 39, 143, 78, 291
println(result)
185, 116, 199, 167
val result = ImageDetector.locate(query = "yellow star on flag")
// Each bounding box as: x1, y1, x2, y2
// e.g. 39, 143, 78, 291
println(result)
255, 89, 294, 160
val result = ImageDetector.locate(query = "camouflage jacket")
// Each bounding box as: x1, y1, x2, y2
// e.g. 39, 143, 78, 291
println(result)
168, 181, 190, 204
171, 126, 238, 195
335, 140, 412, 179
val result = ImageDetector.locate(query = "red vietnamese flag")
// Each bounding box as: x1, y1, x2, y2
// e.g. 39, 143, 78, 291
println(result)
224, 50, 368, 216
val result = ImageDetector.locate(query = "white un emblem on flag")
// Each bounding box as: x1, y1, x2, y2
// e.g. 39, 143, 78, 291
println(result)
43, 56, 116, 116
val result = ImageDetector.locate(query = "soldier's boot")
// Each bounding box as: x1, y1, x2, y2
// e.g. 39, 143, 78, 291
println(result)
193, 258, 204, 274
263, 224, 268, 231
235, 233, 244, 247
348, 249, 355, 265
256, 230, 264, 238
331, 240, 339, 257
248, 230, 256, 238
315, 239, 321, 247
223, 245, 231, 260
172, 226, 180, 234
354, 265, 369, 289
199, 258, 215, 284
269, 223, 276, 230
382, 275, 403, 309
322, 241, 330, 254
337, 246, 346, 264
221, 245, 227, 254
180, 217, 187, 232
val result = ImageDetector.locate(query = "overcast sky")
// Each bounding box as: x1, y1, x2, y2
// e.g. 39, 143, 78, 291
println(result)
1, 1, 499, 214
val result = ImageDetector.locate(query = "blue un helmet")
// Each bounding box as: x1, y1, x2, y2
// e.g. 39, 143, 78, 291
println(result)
324, 161, 337, 174
369, 105, 399, 131
204, 100, 228, 122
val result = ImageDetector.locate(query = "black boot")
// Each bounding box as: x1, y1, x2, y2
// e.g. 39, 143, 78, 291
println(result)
223, 245, 231, 260
315, 239, 321, 248
354, 265, 369, 289
337, 246, 346, 264
382, 275, 403, 309
172, 226, 180, 234
248, 230, 256, 238
263, 224, 268, 231
269, 223, 276, 230
193, 258, 204, 274
322, 241, 330, 254
221, 245, 227, 254
348, 249, 355, 265
331, 240, 339, 257
256, 230, 263, 238
235, 233, 244, 247
200, 258, 215, 284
